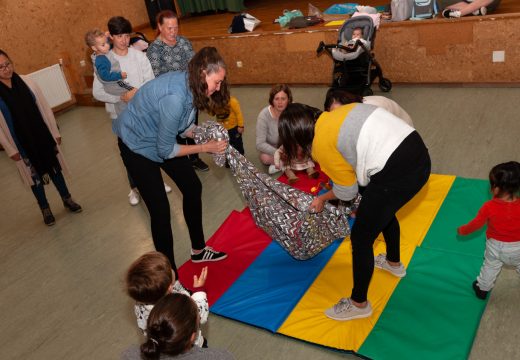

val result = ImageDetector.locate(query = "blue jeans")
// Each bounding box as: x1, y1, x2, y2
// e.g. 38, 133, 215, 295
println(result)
31, 171, 71, 209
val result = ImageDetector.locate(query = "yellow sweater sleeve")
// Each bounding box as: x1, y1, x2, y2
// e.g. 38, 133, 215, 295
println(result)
215, 96, 244, 130
311, 105, 357, 187
230, 96, 244, 128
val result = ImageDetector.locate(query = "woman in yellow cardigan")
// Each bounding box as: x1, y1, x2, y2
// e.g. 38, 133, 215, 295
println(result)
0, 49, 81, 226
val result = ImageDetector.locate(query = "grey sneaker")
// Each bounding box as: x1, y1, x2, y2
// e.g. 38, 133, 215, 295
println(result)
325, 298, 372, 321
374, 253, 406, 278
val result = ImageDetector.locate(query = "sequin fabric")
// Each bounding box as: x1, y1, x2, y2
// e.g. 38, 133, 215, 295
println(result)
194, 121, 352, 260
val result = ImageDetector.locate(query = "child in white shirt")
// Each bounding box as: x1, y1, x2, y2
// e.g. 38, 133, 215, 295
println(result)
126, 252, 209, 347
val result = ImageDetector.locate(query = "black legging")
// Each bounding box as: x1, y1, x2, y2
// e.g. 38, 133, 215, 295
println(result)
118, 139, 206, 275
350, 131, 431, 303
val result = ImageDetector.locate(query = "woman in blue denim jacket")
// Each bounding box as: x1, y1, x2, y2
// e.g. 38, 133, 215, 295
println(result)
113, 47, 229, 278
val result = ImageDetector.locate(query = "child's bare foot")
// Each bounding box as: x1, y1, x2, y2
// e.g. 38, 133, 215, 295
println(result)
308, 171, 319, 179
307, 168, 319, 179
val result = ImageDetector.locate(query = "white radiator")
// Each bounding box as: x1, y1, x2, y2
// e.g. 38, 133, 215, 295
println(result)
27, 64, 72, 108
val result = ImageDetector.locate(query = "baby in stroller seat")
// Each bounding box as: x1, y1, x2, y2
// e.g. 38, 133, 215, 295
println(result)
332, 21, 372, 62
316, 14, 391, 95
344, 28, 369, 50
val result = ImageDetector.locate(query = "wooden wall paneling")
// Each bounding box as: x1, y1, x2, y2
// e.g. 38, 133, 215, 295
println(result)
190, 13, 520, 85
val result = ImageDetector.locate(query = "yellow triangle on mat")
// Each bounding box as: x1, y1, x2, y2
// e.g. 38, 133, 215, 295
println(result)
277, 174, 455, 351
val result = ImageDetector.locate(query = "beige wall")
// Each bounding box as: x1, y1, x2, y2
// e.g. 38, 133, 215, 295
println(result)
0, 0, 149, 93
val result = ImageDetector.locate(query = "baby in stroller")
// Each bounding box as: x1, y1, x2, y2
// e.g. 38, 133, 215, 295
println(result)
331, 18, 373, 62
316, 15, 392, 95
347, 27, 366, 46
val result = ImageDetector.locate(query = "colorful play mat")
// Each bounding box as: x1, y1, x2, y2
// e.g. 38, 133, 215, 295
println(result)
178, 173, 490, 359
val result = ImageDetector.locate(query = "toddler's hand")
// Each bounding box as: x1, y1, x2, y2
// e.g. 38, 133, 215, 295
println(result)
193, 266, 208, 288
121, 71, 127, 79
121, 88, 137, 102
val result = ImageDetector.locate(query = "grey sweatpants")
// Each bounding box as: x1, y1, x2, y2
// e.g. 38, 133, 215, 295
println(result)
477, 238, 520, 291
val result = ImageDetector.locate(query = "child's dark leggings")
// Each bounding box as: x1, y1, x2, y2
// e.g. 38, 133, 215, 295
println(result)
350, 131, 431, 303
228, 126, 245, 155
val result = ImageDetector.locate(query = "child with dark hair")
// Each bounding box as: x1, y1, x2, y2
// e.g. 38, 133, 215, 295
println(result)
122, 293, 234, 360
458, 161, 520, 300
275, 103, 320, 184
125, 252, 209, 347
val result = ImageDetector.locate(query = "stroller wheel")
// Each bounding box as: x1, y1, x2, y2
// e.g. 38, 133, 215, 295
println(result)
362, 87, 374, 96
379, 78, 392, 92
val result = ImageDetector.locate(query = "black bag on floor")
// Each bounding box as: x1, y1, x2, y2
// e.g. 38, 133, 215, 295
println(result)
229, 14, 247, 33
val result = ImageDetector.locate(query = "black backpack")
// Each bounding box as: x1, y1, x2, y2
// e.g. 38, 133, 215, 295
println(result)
229, 14, 247, 33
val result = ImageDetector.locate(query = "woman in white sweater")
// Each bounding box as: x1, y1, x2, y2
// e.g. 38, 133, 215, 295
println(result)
278, 103, 430, 321
92, 16, 171, 206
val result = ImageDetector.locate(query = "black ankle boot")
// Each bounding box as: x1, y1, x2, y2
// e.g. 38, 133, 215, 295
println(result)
41, 207, 56, 226
63, 196, 82, 213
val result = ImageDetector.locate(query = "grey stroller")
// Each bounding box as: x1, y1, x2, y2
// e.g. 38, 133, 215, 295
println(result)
317, 15, 392, 96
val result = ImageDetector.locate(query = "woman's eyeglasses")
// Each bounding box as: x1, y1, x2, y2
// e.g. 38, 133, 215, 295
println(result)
0, 62, 12, 71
